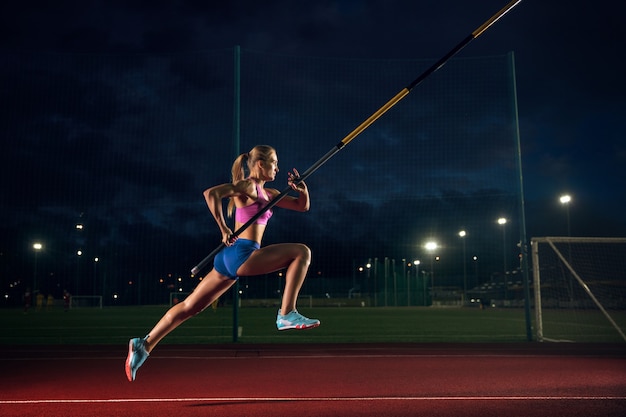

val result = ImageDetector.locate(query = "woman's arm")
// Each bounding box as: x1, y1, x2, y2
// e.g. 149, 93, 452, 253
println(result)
203, 181, 252, 245
273, 168, 310, 212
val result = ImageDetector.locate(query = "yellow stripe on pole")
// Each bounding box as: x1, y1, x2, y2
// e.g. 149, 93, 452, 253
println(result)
472, 0, 522, 38
340, 88, 410, 147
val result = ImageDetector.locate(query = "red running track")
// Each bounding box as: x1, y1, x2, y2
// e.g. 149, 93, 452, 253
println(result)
1, 343, 625, 417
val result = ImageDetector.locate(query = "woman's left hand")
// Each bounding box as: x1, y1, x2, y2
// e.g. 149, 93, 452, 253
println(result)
288, 168, 307, 193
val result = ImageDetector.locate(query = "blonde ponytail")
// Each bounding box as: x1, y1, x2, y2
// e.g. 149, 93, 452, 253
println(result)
227, 153, 248, 217
226, 145, 276, 218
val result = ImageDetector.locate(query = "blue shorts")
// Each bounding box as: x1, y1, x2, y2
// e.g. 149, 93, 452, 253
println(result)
213, 239, 260, 279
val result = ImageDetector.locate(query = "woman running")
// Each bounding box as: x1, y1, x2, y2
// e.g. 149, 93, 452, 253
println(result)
125, 144, 319, 382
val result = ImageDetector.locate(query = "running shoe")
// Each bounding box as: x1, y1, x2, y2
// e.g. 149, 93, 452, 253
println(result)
125, 337, 149, 382
276, 309, 320, 331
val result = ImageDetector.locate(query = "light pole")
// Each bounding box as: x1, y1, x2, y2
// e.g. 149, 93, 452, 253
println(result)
75, 222, 84, 295
413, 260, 421, 305
559, 194, 573, 301
76, 249, 82, 294
472, 256, 478, 288
425, 241, 438, 305
93, 257, 99, 296
404, 260, 410, 307
497, 218, 507, 273
458, 230, 467, 302
497, 218, 507, 300
559, 194, 572, 237
365, 261, 371, 306
32, 242, 43, 292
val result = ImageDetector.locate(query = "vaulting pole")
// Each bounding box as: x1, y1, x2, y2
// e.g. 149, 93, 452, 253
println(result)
191, 0, 522, 275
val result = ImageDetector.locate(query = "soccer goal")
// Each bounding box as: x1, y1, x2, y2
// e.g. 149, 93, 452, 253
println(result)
69, 295, 103, 309
531, 237, 626, 342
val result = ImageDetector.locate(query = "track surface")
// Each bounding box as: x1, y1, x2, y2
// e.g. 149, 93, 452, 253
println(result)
1, 343, 625, 416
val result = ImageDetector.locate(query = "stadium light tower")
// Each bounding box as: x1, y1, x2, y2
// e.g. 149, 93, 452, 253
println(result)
458, 230, 467, 299
32, 242, 43, 292
93, 257, 99, 297
413, 259, 420, 278
559, 194, 572, 237
497, 218, 507, 275
76, 249, 83, 295
425, 241, 438, 304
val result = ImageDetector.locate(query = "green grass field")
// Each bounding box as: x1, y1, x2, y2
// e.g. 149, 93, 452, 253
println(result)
1, 305, 531, 345
2, 305, 624, 345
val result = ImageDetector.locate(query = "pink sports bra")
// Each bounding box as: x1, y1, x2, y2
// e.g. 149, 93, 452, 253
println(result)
235, 181, 274, 225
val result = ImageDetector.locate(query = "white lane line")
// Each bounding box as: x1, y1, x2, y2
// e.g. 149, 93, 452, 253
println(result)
2, 396, 626, 404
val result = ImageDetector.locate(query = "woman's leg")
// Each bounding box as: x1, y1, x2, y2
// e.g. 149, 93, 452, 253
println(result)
126, 268, 236, 381
143, 269, 235, 353
235, 243, 311, 314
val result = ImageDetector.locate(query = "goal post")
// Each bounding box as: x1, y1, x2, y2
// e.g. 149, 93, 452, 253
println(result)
531, 237, 626, 342
69, 295, 103, 309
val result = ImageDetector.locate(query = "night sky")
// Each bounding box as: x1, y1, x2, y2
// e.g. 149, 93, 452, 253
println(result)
1, 1, 625, 302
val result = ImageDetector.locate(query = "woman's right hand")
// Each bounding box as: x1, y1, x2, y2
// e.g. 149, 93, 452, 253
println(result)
221, 227, 237, 246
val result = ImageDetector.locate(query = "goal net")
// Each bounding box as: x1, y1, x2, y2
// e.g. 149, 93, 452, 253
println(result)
531, 237, 626, 342
69, 295, 103, 309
